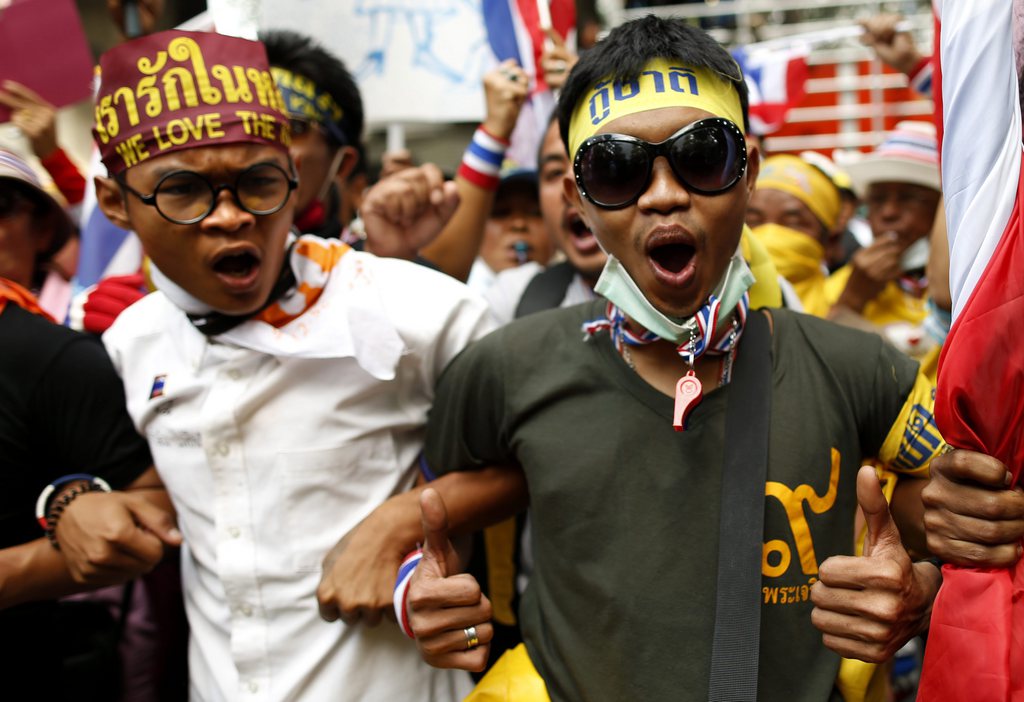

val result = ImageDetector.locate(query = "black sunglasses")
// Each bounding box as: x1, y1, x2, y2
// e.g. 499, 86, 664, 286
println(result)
573, 117, 747, 209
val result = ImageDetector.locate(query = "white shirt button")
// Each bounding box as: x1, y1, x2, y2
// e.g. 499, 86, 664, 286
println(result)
228, 369, 242, 380
248, 681, 259, 693
240, 603, 253, 617
228, 527, 241, 538
216, 442, 229, 456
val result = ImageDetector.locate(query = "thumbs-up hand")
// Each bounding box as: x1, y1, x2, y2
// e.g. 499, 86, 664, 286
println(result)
407, 488, 493, 672
810, 467, 942, 663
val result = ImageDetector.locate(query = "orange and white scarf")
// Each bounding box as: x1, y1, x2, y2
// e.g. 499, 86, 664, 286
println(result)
149, 234, 405, 378
0, 277, 55, 321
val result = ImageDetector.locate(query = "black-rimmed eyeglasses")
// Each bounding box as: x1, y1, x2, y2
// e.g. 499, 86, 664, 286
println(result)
118, 162, 298, 225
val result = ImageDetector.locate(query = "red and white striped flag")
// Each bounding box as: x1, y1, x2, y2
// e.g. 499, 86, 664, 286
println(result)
918, 1, 1024, 699
482, 0, 575, 167
731, 45, 809, 135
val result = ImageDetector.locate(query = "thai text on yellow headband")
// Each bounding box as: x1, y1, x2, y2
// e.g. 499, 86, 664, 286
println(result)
568, 58, 745, 159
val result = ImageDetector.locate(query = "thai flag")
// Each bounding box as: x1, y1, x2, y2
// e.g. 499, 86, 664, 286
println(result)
731, 45, 809, 135
482, 0, 574, 92
480, 0, 575, 167
149, 374, 167, 400
75, 149, 143, 291
918, 2, 1024, 700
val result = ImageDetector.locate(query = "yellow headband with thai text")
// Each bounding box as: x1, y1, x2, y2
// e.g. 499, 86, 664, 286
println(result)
568, 58, 744, 159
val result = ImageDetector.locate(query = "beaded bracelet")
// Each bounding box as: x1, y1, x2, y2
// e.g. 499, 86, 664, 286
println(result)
35, 473, 111, 530
36, 474, 112, 550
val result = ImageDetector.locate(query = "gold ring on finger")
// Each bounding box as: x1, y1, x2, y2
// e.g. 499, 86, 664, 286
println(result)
464, 625, 480, 650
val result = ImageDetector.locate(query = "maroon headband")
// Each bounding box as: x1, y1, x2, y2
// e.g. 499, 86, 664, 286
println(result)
94, 30, 292, 174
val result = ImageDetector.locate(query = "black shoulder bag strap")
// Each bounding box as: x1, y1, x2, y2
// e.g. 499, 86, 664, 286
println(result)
514, 261, 577, 319
708, 310, 773, 702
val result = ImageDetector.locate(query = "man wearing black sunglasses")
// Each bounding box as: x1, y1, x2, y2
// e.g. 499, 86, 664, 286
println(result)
388, 15, 996, 702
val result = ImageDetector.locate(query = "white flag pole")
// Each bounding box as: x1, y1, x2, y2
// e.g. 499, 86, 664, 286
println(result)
536, 0, 554, 50
386, 123, 405, 153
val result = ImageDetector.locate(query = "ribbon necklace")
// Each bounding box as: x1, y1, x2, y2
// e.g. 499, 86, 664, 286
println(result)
187, 240, 299, 336
582, 291, 750, 431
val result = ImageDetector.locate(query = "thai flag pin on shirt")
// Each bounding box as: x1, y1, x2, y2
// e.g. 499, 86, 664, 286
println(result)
149, 374, 167, 399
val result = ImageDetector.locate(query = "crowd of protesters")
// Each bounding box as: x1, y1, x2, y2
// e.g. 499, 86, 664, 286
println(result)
3, 3, 1024, 702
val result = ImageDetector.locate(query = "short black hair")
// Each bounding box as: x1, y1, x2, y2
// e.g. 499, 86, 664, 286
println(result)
556, 15, 749, 151
260, 29, 365, 149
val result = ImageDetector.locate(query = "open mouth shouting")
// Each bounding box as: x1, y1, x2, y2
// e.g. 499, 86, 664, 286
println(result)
210, 244, 263, 293
645, 230, 697, 288
564, 210, 601, 256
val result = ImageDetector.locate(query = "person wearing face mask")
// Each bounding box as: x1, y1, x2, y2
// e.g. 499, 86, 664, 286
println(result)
487, 114, 786, 325
311, 17, 1009, 702
751, 152, 934, 699
799, 151, 872, 273
824, 122, 943, 358
260, 30, 363, 241
747, 153, 844, 318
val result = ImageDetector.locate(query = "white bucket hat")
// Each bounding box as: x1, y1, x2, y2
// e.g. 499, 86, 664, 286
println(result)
846, 120, 941, 198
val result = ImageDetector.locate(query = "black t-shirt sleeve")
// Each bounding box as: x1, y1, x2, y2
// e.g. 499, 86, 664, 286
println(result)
30, 335, 152, 489
424, 331, 513, 476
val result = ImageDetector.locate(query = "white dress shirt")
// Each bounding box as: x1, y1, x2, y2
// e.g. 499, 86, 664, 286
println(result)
483, 262, 597, 326
105, 252, 492, 701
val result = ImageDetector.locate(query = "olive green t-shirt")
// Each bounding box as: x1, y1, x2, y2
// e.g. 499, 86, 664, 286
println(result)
425, 302, 927, 702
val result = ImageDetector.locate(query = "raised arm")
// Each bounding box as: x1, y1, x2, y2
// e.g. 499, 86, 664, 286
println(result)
418, 61, 528, 280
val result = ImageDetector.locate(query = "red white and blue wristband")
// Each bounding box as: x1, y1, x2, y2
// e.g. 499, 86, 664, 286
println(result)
35, 473, 112, 530
394, 548, 424, 638
457, 126, 508, 191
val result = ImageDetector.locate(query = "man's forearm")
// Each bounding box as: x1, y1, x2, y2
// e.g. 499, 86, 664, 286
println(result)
433, 464, 529, 535
0, 538, 92, 609
373, 464, 529, 554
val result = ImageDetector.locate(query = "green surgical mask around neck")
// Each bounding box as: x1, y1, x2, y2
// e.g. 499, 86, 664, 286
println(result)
593, 248, 755, 345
